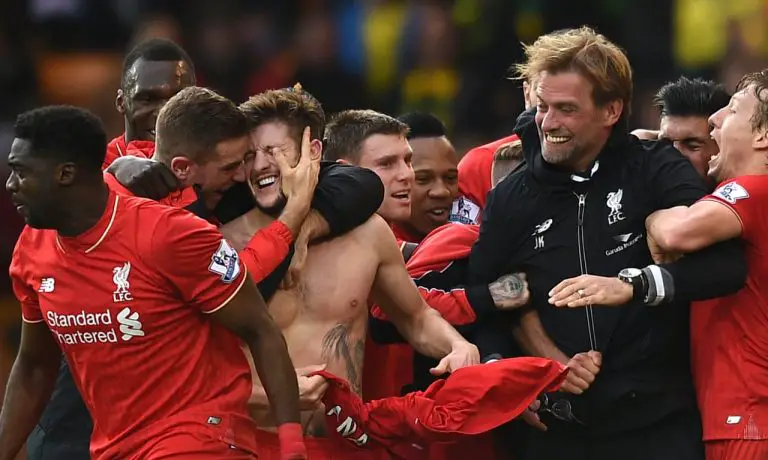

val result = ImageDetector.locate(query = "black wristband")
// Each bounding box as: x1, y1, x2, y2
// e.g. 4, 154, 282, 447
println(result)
641, 265, 676, 306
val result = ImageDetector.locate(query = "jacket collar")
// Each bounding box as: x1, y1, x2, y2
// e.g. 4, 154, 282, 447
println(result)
513, 108, 629, 191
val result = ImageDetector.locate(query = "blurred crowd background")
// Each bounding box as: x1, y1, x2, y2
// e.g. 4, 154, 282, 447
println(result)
2, 0, 768, 402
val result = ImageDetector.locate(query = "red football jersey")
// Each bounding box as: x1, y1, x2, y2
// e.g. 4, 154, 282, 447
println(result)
9, 191, 260, 459
103, 134, 154, 171
694, 175, 768, 441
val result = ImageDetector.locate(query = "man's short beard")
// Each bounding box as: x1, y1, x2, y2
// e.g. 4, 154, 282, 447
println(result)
254, 193, 288, 217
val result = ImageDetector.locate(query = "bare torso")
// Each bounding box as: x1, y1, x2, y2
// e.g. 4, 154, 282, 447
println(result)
221, 210, 381, 436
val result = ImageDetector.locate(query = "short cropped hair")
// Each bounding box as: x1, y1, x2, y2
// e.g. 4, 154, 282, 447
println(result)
239, 83, 325, 143
514, 26, 633, 124
653, 77, 731, 118
323, 110, 409, 163
396, 112, 447, 140
734, 70, 768, 133
14, 105, 107, 173
121, 38, 195, 89
155, 86, 248, 163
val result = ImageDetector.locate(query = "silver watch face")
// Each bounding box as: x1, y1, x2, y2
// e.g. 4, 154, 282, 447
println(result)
620, 268, 642, 278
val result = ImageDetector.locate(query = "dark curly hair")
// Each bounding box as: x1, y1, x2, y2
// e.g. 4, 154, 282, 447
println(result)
14, 105, 107, 173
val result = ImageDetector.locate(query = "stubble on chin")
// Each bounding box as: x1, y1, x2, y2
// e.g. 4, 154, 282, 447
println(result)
254, 194, 288, 218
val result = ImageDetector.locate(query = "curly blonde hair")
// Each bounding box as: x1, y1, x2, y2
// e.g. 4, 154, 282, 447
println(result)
514, 27, 633, 123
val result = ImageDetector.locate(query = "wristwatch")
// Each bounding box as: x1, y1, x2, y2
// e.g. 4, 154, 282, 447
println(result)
618, 268, 647, 302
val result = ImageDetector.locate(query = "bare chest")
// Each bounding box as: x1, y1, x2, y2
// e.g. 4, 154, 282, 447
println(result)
269, 238, 379, 328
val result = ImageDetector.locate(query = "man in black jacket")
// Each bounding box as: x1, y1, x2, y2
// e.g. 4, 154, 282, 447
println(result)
468, 27, 747, 460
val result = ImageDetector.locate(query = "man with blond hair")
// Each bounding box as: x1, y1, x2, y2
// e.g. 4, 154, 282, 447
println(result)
468, 26, 746, 460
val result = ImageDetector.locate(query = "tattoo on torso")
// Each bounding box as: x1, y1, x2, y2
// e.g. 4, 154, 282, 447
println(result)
321, 323, 365, 395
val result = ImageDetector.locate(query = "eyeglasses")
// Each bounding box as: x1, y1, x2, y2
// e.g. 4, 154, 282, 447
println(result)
536, 393, 585, 425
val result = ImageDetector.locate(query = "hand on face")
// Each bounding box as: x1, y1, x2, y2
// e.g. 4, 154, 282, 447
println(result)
275, 127, 320, 216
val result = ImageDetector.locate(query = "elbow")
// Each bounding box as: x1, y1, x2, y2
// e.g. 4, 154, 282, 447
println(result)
234, 318, 280, 348
403, 306, 440, 350
653, 228, 684, 253
654, 226, 702, 254
357, 168, 386, 210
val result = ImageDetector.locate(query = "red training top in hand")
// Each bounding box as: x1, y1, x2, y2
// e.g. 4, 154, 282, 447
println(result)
313, 357, 567, 459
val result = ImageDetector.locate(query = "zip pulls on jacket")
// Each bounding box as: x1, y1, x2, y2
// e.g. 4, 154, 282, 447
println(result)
574, 192, 598, 350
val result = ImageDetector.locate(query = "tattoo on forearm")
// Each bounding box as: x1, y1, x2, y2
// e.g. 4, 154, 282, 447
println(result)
489, 273, 525, 303
321, 323, 365, 395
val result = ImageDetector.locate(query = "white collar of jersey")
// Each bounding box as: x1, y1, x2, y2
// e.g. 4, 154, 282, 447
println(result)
570, 161, 600, 183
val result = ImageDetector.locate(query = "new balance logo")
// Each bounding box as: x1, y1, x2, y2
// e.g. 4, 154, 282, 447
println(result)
116, 307, 144, 341
39, 278, 55, 293
533, 219, 551, 250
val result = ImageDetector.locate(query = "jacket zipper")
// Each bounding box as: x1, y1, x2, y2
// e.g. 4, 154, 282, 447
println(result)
575, 192, 598, 350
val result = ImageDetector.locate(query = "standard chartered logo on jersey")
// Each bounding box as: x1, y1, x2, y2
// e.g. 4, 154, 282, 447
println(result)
47, 307, 145, 345
46, 262, 145, 346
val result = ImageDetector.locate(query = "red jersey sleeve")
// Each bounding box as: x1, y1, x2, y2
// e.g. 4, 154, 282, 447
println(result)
9, 230, 43, 323
239, 220, 293, 283
148, 207, 248, 314
703, 176, 768, 243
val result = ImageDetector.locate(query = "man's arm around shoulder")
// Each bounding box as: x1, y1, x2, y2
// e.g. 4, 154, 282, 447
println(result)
362, 215, 480, 373
642, 148, 747, 301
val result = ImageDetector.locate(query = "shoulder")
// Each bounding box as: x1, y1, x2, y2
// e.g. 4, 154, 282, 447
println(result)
353, 214, 393, 240
13, 225, 63, 263
492, 162, 528, 194
627, 137, 688, 166
485, 165, 530, 215
12, 225, 49, 260
10, 226, 54, 281
711, 176, 768, 203
122, 196, 217, 240
14, 225, 50, 249
346, 215, 404, 254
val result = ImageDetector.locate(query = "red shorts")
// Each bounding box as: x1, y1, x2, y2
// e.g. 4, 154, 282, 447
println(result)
254, 429, 389, 460
706, 440, 768, 460
98, 411, 260, 460
135, 428, 257, 459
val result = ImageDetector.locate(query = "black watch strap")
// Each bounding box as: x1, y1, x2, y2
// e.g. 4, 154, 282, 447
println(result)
619, 269, 648, 302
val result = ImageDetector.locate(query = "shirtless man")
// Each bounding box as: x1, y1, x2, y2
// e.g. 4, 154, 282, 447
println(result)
221, 89, 480, 458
